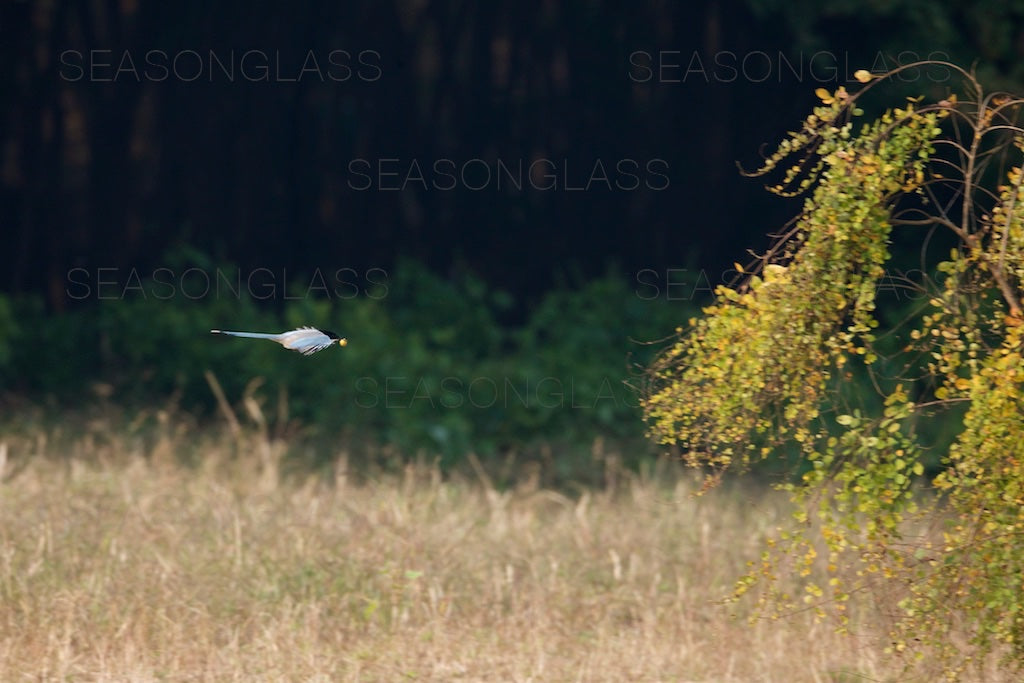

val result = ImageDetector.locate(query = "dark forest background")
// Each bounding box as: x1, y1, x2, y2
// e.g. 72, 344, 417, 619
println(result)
2, 1, 1024, 476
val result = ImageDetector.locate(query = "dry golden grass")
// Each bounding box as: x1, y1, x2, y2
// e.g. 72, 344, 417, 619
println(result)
0, 418, 959, 682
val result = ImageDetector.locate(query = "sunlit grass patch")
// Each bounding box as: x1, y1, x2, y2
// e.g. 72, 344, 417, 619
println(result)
0, 418, 999, 681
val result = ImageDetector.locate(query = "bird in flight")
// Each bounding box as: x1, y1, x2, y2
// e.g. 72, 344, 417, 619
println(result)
210, 326, 347, 356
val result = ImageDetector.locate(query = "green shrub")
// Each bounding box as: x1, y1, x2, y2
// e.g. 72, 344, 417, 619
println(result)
4, 257, 695, 472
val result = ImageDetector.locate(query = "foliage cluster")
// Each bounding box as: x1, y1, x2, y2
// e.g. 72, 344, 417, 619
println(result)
644, 64, 1024, 676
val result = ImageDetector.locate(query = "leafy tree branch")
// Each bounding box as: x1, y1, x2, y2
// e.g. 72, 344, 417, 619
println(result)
644, 62, 1024, 677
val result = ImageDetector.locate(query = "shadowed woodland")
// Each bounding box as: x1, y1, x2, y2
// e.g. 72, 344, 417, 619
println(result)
6, 2, 1023, 307
5, 2, 1024, 468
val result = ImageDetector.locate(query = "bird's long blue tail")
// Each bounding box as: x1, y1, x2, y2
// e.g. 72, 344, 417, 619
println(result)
210, 329, 280, 340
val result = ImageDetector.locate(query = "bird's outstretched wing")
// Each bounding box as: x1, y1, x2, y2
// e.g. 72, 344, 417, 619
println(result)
278, 327, 339, 356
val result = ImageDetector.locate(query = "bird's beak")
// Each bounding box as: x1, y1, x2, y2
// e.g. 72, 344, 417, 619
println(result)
338, 338, 348, 347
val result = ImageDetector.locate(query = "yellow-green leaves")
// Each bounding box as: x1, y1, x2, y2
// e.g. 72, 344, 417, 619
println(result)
644, 86, 942, 468
646, 65, 1024, 677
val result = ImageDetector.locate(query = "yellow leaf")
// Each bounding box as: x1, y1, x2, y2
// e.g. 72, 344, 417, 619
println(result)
814, 87, 832, 102
853, 69, 872, 84
954, 377, 971, 391
734, 262, 744, 274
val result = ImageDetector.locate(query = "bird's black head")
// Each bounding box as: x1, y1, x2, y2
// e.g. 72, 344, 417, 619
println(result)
315, 327, 348, 344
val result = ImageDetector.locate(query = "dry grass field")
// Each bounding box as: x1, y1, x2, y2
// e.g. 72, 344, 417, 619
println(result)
0, 415, 995, 682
